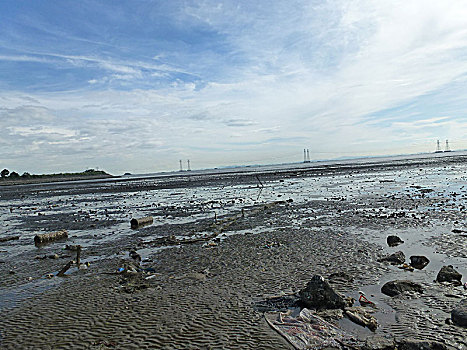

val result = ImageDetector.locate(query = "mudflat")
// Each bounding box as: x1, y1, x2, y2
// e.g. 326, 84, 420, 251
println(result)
0, 153, 466, 349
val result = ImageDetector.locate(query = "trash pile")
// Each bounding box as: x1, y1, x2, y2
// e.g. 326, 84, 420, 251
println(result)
265, 308, 361, 350
261, 274, 456, 349
261, 275, 379, 349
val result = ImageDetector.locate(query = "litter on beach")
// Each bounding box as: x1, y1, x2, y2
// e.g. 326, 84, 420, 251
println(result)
358, 293, 376, 307
265, 308, 360, 349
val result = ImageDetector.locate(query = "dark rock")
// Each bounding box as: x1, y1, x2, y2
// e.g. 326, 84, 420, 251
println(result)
378, 251, 405, 265
299, 275, 347, 309
410, 255, 430, 270
381, 280, 423, 297
397, 338, 448, 350
363, 335, 395, 350
436, 265, 462, 286
387, 235, 404, 247
451, 298, 467, 327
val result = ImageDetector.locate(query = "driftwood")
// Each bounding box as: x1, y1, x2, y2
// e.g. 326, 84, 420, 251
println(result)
130, 216, 153, 229
57, 261, 73, 277
0, 235, 20, 243
34, 230, 68, 245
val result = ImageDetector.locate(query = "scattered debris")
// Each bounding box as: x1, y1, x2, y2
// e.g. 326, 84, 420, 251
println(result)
316, 308, 344, 321
381, 280, 423, 297
344, 306, 378, 331
398, 263, 414, 272
35, 254, 62, 260
263, 241, 281, 249
34, 229, 68, 246
358, 292, 376, 308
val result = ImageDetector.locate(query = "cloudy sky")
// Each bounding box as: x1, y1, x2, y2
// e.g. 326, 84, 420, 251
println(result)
1, 0, 467, 174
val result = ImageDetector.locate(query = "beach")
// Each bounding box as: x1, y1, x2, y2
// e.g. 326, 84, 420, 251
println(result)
0, 153, 466, 349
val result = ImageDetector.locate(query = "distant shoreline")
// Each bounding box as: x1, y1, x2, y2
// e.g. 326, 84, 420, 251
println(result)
0, 172, 114, 186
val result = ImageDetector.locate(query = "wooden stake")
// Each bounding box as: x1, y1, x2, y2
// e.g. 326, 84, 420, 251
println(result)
76, 245, 81, 267
57, 261, 73, 277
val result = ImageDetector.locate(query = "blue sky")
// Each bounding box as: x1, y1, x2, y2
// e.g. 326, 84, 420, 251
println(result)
2, 0, 467, 174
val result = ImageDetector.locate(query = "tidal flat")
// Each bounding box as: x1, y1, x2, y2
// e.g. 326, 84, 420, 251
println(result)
0, 153, 466, 349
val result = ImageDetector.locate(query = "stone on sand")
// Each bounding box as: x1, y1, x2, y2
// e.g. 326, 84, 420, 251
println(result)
387, 235, 404, 247
299, 275, 346, 310
378, 251, 405, 265
436, 265, 462, 286
381, 280, 423, 297
409, 255, 430, 270
451, 298, 467, 327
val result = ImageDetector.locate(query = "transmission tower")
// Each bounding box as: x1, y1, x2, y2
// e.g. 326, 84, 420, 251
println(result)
435, 140, 442, 153
445, 140, 452, 152
303, 149, 310, 163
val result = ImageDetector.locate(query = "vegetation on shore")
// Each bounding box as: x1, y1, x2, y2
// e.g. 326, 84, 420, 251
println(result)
0, 168, 111, 182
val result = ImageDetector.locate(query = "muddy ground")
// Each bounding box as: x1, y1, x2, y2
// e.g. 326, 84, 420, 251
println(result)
0, 154, 466, 349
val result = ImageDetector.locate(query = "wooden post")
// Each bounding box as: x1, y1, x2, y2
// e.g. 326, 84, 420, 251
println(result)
76, 245, 81, 267
57, 261, 73, 277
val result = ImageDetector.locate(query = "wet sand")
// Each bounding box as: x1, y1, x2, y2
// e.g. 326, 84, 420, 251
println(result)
0, 153, 466, 349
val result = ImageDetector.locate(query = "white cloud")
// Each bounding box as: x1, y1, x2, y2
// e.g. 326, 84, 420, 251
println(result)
2, 1, 467, 173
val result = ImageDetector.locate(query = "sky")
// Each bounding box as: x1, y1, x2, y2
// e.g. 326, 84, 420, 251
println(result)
2, 0, 467, 175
